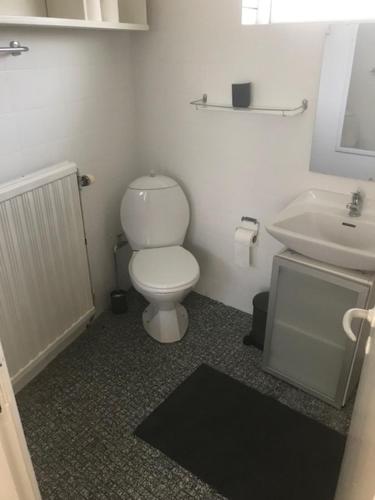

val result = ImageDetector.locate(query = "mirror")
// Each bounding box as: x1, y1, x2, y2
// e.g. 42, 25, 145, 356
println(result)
310, 23, 375, 180
340, 24, 375, 153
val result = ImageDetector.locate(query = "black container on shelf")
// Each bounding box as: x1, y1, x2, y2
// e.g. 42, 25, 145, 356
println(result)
243, 291, 269, 350
232, 82, 251, 108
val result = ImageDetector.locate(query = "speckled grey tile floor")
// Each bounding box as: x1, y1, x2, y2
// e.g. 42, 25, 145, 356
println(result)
17, 290, 353, 500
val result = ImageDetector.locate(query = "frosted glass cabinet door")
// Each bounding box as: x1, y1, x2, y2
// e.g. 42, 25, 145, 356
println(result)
263, 256, 369, 407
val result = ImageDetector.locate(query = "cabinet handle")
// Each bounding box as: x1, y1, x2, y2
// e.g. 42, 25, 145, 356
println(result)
343, 308, 375, 342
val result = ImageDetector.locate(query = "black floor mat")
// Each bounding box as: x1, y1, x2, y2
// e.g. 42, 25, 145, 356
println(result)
135, 364, 346, 500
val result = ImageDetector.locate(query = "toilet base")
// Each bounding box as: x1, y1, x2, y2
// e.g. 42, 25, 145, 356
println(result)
142, 303, 188, 343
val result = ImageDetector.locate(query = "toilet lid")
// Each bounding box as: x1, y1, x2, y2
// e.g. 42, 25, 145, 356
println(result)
130, 246, 200, 291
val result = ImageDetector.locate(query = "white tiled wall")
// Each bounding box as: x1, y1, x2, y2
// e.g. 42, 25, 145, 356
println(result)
132, 0, 375, 312
0, 28, 137, 313
2, 4, 375, 316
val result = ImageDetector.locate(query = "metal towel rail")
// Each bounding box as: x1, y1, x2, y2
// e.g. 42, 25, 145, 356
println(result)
0, 41, 29, 56
190, 93, 308, 117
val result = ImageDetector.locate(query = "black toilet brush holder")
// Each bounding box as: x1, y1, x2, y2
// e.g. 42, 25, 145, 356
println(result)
111, 289, 127, 314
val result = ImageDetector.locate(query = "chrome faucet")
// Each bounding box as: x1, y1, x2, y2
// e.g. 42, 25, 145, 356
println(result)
346, 190, 363, 217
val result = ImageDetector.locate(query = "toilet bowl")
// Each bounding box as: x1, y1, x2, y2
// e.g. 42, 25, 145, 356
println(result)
120, 174, 200, 343
129, 246, 199, 342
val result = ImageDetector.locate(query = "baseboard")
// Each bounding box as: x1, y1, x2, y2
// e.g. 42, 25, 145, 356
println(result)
12, 308, 95, 394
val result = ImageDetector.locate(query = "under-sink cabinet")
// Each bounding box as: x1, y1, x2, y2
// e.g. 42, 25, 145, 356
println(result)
263, 250, 375, 408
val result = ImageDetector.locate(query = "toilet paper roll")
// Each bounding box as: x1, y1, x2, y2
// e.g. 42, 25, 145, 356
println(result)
235, 227, 256, 246
240, 219, 259, 234
234, 226, 257, 268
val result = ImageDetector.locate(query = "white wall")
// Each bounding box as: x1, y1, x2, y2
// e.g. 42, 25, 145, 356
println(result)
131, 0, 375, 312
0, 27, 136, 313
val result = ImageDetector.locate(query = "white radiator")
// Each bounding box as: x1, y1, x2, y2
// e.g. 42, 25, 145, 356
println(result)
0, 161, 95, 392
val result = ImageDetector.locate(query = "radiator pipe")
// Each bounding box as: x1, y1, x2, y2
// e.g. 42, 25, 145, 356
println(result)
113, 235, 128, 291
111, 235, 129, 314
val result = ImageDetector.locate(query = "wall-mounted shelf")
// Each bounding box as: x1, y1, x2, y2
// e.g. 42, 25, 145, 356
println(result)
190, 94, 308, 117
0, 15, 148, 31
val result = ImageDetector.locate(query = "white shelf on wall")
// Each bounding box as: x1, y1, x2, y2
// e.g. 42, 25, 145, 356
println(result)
190, 94, 309, 117
0, 15, 148, 31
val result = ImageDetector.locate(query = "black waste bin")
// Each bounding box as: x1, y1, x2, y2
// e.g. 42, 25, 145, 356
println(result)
243, 291, 269, 350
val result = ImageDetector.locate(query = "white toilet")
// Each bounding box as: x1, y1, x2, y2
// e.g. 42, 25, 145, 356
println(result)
120, 174, 200, 343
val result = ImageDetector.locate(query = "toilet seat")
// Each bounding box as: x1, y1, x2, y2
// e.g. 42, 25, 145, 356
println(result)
130, 246, 199, 293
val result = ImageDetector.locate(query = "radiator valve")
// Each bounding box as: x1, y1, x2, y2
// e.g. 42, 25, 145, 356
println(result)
79, 174, 96, 188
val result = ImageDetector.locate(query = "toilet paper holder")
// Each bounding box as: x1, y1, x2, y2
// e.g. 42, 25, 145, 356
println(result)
240, 216, 259, 243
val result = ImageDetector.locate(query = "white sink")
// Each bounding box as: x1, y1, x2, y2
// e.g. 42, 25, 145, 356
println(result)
266, 190, 375, 271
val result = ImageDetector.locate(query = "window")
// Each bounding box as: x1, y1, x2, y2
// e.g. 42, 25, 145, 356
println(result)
242, 0, 271, 24
242, 0, 258, 25
242, 0, 375, 25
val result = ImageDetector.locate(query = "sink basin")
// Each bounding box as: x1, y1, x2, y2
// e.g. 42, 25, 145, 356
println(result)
266, 190, 375, 271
